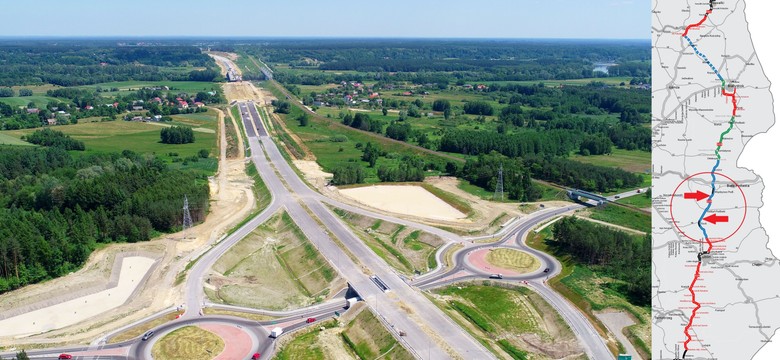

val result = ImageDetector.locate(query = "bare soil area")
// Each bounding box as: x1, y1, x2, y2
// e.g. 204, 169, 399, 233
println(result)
207, 211, 345, 310
340, 185, 466, 221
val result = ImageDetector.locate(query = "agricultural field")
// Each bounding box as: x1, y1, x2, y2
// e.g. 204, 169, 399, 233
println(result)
330, 206, 443, 275
432, 284, 584, 359
1, 109, 219, 171
208, 210, 345, 310
616, 191, 652, 209
571, 148, 651, 174
151, 326, 224, 360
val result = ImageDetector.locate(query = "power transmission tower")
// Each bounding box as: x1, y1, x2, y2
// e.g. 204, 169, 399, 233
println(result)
494, 163, 504, 201
182, 195, 193, 230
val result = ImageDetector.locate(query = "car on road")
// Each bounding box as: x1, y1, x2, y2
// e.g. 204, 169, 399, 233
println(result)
615, 195, 621, 199
489, 273, 503, 279
142, 330, 155, 341
58, 355, 73, 360
306, 317, 316, 323
251, 353, 261, 360
543, 268, 550, 273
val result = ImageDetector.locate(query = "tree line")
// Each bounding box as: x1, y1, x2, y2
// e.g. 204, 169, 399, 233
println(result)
0, 147, 208, 293
160, 126, 195, 144
551, 217, 650, 306
23, 128, 86, 150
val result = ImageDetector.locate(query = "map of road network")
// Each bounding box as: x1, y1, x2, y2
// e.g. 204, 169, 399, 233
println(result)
653, 0, 780, 359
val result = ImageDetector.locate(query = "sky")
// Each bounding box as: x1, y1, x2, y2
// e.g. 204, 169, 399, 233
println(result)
0, 0, 649, 40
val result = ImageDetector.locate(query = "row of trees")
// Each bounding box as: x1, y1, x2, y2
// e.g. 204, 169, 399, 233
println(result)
23, 128, 86, 150
0, 147, 209, 293
160, 126, 195, 144
0, 44, 220, 87
552, 217, 650, 306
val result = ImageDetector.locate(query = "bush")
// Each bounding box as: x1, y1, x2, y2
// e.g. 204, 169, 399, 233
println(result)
197, 149, 209, 158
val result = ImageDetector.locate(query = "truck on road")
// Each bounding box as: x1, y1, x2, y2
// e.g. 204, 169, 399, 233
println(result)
270, 327, 283, 338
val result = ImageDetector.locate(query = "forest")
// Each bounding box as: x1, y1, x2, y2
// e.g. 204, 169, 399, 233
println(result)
230, 39, 650, 84
0, 145, 209, 293
551, 217, 650, 306
0, 42, 221, 86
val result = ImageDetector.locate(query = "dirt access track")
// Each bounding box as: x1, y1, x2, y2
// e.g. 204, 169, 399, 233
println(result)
0, 100, 255, 346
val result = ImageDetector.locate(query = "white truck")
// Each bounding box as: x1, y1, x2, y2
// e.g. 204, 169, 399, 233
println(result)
270, 327, 283, 338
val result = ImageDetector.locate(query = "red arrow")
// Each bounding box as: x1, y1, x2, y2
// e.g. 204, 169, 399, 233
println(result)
684, 190, 709, 201
703, 214, 729, 224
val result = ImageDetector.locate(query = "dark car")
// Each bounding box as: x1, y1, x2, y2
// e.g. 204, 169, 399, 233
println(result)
543, 268, 550, 273
58, 355, 73, 360
489, 274, 503, 279
142, 330, 155, 341
306, 317, 316, 323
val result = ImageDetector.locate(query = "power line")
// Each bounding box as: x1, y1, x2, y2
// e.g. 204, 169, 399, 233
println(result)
183, 195, 193, 230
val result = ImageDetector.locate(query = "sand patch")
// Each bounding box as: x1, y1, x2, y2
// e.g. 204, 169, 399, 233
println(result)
0, 256, 156, 338
339, 185, 466, 221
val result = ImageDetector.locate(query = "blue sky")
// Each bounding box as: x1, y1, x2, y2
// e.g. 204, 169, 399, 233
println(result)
0, 0, 649, 39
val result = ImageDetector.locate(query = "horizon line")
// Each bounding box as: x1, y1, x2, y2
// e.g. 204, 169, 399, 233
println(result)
0, 35, 650, 42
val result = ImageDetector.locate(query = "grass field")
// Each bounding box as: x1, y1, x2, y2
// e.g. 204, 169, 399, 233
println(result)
587, 204, 651, 232
151, 326, 224, 360
433, 284, 582, 359
1, 110, 219, 176
209, 210, 342, 310
342, 308, 413, 360
274, 319, 341, 360
0, 132, 34, 146
616, 192, 652, 209
485, 249, 541, 274
0, 95, 61, 108
571, 149, 651, 174
330, 206, 443, 274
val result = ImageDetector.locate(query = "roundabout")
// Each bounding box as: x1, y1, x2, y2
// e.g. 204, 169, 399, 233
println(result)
466, 248, 543, 276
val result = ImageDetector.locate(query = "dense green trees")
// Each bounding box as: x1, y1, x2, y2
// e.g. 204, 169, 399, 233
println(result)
0, 88, 13, 97
552, 217, 650, 306
524, 155, 642, 192
463, 101, 494, 116
297, 113, 310, 127
460, 152, 541, 202
273, 100, 291, 114
23, 128, 86, 150
0, 147, 208, 293
385, 121, 412, 141
432, 99, 451, 112
377, 156, 425, 182
0, 44, 219, 87
331, 163, 365, 185
160, 126, 194, 144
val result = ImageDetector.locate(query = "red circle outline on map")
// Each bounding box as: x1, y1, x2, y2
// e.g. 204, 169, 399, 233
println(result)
669, 171, 747, 243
